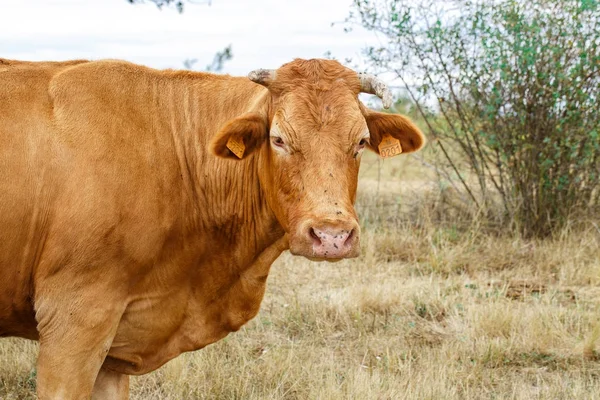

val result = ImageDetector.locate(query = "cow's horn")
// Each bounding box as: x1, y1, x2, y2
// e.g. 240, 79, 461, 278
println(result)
357, 73, 393, 109
248, 69, 276, 87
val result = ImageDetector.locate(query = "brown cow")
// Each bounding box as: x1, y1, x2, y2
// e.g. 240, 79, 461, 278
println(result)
0, 58, 424, 399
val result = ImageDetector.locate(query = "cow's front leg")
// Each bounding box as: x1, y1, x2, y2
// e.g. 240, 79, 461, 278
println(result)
34, 288, 125, 400
92, 367, 129, 400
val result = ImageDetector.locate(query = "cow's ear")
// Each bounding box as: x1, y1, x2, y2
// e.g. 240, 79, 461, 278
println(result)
363, 110, 426, 156
210, 112, 268, 159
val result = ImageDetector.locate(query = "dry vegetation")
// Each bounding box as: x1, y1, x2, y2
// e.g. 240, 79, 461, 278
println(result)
1, 152, 599, 399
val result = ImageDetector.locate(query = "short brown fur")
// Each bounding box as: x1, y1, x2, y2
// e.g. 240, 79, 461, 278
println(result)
0, 57, 424, 399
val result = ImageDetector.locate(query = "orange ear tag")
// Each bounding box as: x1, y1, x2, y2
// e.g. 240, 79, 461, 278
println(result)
226, 136, 245, 159
378, 134, 403, 158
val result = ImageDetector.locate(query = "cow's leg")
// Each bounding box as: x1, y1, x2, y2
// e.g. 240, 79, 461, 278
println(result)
34, 290, 125, 400
92, 368, 129, 400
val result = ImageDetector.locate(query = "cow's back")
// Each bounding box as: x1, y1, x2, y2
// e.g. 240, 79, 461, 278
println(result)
0, 60, 87, 338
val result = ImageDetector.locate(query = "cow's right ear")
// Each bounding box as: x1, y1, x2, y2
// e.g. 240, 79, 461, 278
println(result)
210, 112, 268, 159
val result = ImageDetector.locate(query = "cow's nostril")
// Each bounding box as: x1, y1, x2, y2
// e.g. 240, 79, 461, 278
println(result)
309, 228, 321, 245
344, 229, 355, 246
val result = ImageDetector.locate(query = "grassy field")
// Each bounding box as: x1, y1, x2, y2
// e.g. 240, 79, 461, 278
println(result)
1, 153, 600, 399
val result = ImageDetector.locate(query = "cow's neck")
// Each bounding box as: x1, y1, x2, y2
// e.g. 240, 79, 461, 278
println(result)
139, 74, 287, 358
168, 73, 284, 262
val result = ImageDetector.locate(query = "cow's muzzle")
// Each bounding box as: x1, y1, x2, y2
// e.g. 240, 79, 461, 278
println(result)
289, 219, 361, 260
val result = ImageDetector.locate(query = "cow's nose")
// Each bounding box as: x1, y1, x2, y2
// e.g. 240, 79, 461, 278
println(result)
308, 224, 359, 258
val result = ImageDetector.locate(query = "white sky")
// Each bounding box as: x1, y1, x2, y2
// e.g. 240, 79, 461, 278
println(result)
0, 0, 381, 76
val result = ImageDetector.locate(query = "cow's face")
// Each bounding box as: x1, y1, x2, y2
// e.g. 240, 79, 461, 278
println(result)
211, 59, 425, 261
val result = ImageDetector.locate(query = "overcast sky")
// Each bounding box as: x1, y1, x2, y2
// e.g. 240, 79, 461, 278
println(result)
1, 0, 381, 76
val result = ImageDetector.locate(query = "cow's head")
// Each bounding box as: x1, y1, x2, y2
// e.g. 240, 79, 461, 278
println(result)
211, 59, 424, 261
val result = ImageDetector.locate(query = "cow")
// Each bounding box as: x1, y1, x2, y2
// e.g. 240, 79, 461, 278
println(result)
0, 57, 424, 399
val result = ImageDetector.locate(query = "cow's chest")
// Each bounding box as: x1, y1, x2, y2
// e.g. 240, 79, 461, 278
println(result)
106, 239, 284, 375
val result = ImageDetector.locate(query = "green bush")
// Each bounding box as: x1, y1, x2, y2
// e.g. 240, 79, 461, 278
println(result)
351, 0, 600, 236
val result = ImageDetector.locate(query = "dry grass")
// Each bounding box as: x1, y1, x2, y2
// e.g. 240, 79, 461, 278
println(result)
2, 153, 600, 399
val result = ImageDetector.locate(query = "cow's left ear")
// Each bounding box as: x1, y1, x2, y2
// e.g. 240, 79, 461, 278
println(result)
363, 110, 426, 155
210, 112, 268, 159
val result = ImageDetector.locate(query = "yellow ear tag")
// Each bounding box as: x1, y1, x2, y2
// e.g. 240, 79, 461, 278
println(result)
226, 136, 245, 159
378, 134, 403, 158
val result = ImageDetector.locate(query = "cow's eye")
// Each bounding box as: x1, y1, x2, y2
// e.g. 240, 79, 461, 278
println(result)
271, 136, 285, 148
358, 138, 368, 147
